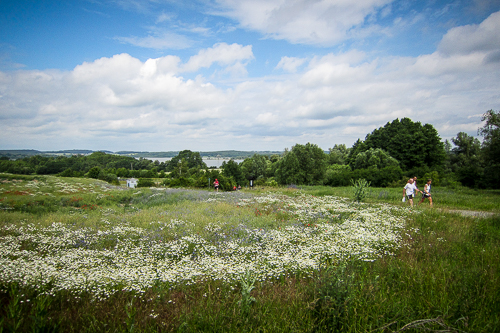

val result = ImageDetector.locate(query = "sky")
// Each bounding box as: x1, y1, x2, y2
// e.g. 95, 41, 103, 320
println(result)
1, 0, 500, 152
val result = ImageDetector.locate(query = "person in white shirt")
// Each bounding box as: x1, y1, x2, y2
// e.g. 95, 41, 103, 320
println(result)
418, 179, 433, 207
403, 178, 422, 207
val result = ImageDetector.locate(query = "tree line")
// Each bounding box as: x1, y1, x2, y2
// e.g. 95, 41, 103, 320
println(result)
1, 111, 498, 189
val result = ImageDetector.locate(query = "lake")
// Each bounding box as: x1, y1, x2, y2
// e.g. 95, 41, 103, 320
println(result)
144, 157, 243, 168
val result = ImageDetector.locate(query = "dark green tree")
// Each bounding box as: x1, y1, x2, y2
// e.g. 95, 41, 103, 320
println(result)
275, 143, 327, 185
353, 148, 399, 170
328, 144, 349, 165
137, 178, 155, 187
166, 150, 207, 172
478, 109, 500, 188
240, 154, 268, 181
346, 139, 366, 168
358, 118, 446, 170
222, 159, 244, 185
275, 151, 300, 185
87, 166, 101, 179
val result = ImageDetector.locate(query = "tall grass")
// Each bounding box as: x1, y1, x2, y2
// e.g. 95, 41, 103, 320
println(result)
303, 185, 500, 211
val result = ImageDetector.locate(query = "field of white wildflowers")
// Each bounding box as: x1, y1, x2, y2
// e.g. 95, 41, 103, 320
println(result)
0, 179, 408, 300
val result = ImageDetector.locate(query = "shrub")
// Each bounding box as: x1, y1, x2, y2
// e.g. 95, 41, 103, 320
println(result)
169, 177, 195, 188
137, 178, 155, 187
351, 178, 370, 202
87, 166, 101, 179
59, 168, 75, 177
266, 179, 279, 187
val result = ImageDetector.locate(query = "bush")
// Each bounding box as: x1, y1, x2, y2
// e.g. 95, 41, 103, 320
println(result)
162, 178, 171, 186
254, 176, 267, 186
169, 177, 195, 188
59, 168, 75, 177
351, 178, 370, 202
87, 166, 101, 179
266, 179, 279, 187
137, 178, 155, 187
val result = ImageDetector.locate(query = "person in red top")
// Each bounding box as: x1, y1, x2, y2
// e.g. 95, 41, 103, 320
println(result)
214, 179, 219, 192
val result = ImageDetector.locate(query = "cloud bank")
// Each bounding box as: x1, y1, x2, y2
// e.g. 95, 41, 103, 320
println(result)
215, 0, 392, 45
1, 5, 499, 151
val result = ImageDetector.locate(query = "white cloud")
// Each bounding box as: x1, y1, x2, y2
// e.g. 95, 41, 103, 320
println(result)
438, 11, 500, 56
115, 30, 193, 50
181, 42, 254, 72
215, 0, 393, 45
156, 12, 174, 23
275, 56, 306, 73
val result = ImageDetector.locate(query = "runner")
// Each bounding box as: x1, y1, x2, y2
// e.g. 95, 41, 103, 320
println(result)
419, 179, 433, 207
214, 178, 219, 192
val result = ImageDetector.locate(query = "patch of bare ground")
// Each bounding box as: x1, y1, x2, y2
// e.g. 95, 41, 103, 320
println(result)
440, 209, 498, 218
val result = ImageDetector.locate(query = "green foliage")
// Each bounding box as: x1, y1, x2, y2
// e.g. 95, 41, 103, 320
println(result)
238, 271, 257, 316
275, 143, 327, 185
222, 159, 245, 185
0, 158, 35, 174
355, 118, 446, 170
169, 176, 196, 188
447, 132, 483, 188
166, 150, 207, 172
0, 151, 161, 179
325, 165, 403, 187
479, 109, 500, 188
265, 179, 278, 187
137, 178, 155, 187
59, 168, 75, 177
311, 262, 358, 331
125, 300, 137, 333
116, 167, 130, 177
5, 286, 24, 332
353, 148, 399, 170
275, 150, 300, 185
351, 178, 370, 202
87, 166, 101, 179
240, 154, 268, 181
328, 144, 349, 165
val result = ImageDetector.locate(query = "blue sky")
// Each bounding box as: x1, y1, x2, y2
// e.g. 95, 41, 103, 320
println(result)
1, 0, 500, 151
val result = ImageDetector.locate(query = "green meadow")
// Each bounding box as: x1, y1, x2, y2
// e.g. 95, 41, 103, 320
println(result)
0, 174, 499, 332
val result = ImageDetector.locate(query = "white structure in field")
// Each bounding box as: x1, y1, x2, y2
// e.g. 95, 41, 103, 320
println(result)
126, 178, 138, 188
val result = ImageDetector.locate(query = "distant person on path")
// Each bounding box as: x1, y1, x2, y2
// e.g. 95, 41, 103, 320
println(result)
419, 179, 433, 207
403, 178, 422, 207
214, 179, 219, 192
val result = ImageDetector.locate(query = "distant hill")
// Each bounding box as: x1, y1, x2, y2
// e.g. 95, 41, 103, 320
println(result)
0, 149, 284, 159
115, 151, 179, 158
113, 150, 283, 159
0, 149, 112, 159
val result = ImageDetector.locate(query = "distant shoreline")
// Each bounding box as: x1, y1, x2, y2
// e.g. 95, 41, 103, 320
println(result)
0, 149, 285, 160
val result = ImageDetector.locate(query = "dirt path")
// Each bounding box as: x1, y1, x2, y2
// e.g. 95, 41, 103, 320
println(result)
440, 209, 498, 218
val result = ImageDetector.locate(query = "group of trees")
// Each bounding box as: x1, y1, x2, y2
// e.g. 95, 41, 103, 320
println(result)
444, 110, 500, 188
1, 111, 499, 189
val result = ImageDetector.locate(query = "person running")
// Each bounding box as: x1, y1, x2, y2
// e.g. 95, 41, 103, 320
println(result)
213, 178, 219, 192
419, 179, 433, 207
403, 178, 422, 207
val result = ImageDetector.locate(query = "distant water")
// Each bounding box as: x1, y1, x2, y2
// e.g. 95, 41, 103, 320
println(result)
143, 157, 243, 168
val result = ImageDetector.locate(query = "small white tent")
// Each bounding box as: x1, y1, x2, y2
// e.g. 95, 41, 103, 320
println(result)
127, 178, 138, 188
